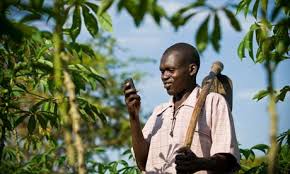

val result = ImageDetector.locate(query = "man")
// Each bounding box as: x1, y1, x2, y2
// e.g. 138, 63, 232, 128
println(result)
123, 43, 240, 173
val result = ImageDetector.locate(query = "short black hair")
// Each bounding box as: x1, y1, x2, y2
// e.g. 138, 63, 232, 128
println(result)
162, 42, 200, 71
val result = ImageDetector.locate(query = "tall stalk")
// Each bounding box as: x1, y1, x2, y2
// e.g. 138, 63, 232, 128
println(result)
52, 0, 86, 172
266, 60, 278, 174
52, 0, 76, 168
64, 71, 86, 174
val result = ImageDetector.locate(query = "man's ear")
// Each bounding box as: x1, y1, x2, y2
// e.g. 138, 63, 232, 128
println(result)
189, 63, 198, 76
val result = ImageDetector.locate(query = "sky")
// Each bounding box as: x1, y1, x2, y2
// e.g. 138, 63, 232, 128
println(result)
101, 0, 290, 150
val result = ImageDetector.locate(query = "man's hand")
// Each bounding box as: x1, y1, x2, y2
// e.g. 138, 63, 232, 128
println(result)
175, 148, 201, 174
175, 147, 240, 173
123, 81, 141, 119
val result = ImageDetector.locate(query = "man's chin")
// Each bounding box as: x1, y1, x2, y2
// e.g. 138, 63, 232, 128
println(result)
166, 89, 174, 95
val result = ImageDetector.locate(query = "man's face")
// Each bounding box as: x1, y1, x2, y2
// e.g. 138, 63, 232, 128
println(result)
159, 52, 192, 96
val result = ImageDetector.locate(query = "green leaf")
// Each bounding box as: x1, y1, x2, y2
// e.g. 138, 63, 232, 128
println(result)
37, 114, 47, 129
90, 104, 107, 125
251, 144, 269, 154
276, 86, 290, 102
253, 89, 269, 101
255, 28, 262, 46
255, 47, 264, 63
252, 0, 260, 19
261, 0, 268, 15
30, 99, 51, 112
82, 5, 99, 37
238, 38, 245, 59
244, 30, 254, 61
151, 4, 166, 25
177, 0, 205, 14
211, 13, 221, 52
85, 2, 99, 14
20, 13, 41, 23
97, 12, 113, 32
98, 0, 114, 15
2, 118, 13, 130
240, 148, 252, 159
30, 0, 44, 9
71, 6, 81, 41
195, 15, 210, 52
14, 115, 28, 128
28, 115, 36, 134
224, 8, 241, 31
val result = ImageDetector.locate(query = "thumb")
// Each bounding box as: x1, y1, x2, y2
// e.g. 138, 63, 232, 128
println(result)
176, 146, 190, 154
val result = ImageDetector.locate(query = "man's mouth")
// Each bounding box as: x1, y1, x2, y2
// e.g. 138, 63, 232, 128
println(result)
164, 83, 172, 89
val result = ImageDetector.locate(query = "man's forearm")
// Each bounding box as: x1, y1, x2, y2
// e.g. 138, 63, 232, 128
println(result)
196, 153, 239, 172
130, 116, 149, 171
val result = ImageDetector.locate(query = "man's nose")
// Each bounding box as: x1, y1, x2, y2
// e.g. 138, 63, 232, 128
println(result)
161, 71, 170, 80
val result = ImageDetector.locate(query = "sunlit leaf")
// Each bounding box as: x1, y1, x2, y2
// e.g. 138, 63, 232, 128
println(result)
255, 47, 264, 63
195, 15, 210, 52
98, 0, 114, 15
261, 0, 268, 15
236, 0, 251, 17
82, 5, 99, 37
224, 8, 241, 31
253, 89, 269, 101
97, 12, 113, 32
30, 98, 51, 112
244, 30, 254, 61
261, 37, 274, 57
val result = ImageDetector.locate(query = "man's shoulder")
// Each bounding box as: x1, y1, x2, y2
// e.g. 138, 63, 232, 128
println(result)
151, 102, 171, 116
205, 92, 228, 106
206, 92, 226, 100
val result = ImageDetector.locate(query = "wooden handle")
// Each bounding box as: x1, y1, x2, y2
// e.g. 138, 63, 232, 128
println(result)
183, 61, 223, 149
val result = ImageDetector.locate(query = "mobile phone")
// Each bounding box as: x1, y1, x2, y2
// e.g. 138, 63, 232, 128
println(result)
124, 78, 136, 90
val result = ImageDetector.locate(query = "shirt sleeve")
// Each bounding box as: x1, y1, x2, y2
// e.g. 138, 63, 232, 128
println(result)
142, 105, 163, 143
207, 93, 240, 162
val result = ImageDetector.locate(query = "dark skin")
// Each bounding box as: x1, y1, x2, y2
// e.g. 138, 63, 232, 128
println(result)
124, 50, 239, 173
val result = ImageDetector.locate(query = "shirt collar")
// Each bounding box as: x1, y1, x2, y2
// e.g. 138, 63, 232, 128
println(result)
156, 85, 201, 116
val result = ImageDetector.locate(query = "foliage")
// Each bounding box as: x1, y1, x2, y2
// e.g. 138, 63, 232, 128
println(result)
1, 0, 289, 173
111, 0, 242, 53
239, 129, 290, 174
0, 0, 145, 173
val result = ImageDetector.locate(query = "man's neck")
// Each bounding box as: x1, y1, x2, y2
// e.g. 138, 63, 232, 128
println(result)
173, 84, 197, 109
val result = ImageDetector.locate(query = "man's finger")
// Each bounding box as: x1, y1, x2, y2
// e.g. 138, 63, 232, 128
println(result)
124, 88, 138, 97
175, 154, 192, 161
175, 159, 194, 165
126, 95, 140, 103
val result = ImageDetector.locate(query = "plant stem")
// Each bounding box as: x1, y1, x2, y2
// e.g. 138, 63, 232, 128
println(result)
53, 0, 76, 167
266, 60, 278, 174
64, 70, 86, 174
